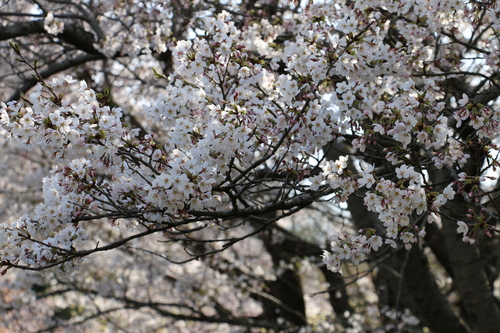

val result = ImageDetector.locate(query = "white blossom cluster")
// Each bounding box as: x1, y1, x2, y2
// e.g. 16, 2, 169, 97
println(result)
0, 1, 497, 278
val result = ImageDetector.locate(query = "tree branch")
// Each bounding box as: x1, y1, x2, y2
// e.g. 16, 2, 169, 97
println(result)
8, 53, 105, 102
0, 20, 101, 55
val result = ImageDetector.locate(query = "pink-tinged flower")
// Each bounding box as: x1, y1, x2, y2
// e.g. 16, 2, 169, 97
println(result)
44, 12, 65, 35
456, 221, 468, 236
336, 15, 357, 34
352, 251, 366, 265
401, 232, 416, 244
385, 239, 397, 249
442, 185, 456, 200
470, 116, 484, 130
458, 93, 469, 106
368, 235, 383, 251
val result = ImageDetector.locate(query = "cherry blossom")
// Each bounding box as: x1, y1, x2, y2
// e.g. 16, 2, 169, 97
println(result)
1, 0, 500, 332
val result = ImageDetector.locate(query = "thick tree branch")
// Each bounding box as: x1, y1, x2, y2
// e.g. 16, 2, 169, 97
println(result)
8, 53, 105, 102
0, 20, 101, 54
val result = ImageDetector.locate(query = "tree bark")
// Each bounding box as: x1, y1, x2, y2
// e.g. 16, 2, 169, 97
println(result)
441, 198, 500, 332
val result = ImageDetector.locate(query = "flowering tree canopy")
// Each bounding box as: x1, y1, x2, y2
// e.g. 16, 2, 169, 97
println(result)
1, 0, 500, 332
